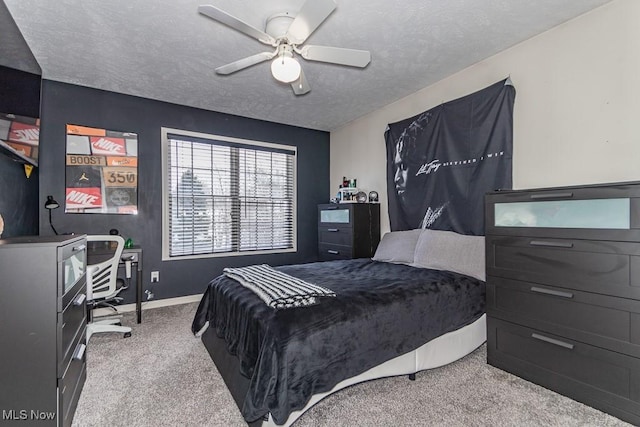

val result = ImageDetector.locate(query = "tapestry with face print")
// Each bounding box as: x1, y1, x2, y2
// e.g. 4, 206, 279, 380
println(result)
384, 79, 515, 235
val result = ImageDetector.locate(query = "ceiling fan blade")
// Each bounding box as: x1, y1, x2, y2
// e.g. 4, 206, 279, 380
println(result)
291, 68, 311, 95
285, 0, 336, 45
215, 51, 276, 75
299, 45, 371, 68
198, 5, 276, 45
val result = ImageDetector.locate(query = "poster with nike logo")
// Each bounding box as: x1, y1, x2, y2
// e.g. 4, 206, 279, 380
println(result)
65, 124, 138, 214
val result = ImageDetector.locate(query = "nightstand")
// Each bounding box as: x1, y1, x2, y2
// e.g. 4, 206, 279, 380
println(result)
317, 203, 380, 260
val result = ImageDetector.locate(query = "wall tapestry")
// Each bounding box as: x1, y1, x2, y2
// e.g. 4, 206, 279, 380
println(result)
384, 78, 515, 235
65, 124, 138, 214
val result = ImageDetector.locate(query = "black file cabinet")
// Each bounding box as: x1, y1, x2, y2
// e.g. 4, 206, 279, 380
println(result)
485, 181, 640, 425
318, 203, 380, 261
0, 235, 88, 427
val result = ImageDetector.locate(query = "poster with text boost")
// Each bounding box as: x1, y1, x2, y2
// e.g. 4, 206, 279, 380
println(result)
65, 124, 138, 214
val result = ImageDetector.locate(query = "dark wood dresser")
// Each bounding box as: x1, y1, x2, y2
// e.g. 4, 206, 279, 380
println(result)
317, 203, 380, 261
0, 235, 88, 427
485, 181, 640, 425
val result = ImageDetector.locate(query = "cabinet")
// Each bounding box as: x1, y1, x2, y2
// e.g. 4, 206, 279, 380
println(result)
485, 182, 640, 425
318, 203, 380, 261
0, 235, 88, 427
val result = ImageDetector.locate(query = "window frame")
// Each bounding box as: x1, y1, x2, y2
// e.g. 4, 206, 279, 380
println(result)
161, 127, 297, 261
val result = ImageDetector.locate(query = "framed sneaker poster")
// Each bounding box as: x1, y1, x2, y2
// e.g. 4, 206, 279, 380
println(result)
65, 124, 138, 214
0, 113, 40, 166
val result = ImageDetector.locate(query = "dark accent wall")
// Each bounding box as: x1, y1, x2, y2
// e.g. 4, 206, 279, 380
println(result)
0, 65, 41, 118
0, 66, 41, 238
0, 154, 38, 238
39, 80, 330, 302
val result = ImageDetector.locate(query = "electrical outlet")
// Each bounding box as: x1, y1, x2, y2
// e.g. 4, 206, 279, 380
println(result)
151, 271, 159, 283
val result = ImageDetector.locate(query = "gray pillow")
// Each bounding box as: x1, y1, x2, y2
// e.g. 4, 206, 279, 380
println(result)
412, 229, 485, 281
372, 229, 422, 265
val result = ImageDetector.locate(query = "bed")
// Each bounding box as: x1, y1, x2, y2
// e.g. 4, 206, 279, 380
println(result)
192, 228, 487, 426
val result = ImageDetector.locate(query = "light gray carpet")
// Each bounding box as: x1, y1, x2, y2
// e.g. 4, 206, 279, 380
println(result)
74, 303, 631, 427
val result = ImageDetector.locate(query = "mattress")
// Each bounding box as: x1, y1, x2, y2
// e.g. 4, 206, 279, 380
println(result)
192, 258, 486, 424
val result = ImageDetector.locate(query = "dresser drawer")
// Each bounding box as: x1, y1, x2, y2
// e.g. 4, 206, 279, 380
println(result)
318, 204, 354, 227
318, 226, 352, 246
487, 276, 640, 357
487, 317, 640, 423
59, 271, 86, 313
485, 183, 640, 242
58, 332, 86, 427
318, 243, 352, 260
486, 235, 640, 299
58, 288, 87, 374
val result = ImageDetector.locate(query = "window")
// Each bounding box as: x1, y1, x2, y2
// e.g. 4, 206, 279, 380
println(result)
162, 128, 296, 259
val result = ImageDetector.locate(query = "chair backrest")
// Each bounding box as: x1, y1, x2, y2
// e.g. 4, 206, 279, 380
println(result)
86, 235, 124, 301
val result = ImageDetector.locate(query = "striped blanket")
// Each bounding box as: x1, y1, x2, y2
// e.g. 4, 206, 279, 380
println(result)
223, 264, 336, 309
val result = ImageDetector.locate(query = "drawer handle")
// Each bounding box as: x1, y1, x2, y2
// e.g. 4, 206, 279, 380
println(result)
327, 250, 339, 254
531, 333, 574, 350
327, 228, 339, 232
530, 287, 573, 299
73, 244, 86, 252
73, 343, 86, 361
73, 293, 87, 306
530, 192, 574, 200
529, 240, 574, 248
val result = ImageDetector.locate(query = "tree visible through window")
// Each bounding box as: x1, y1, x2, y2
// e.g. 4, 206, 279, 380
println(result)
163, 129, 296, 258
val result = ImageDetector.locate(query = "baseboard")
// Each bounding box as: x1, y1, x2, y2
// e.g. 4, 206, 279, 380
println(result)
93, 294, 203, 318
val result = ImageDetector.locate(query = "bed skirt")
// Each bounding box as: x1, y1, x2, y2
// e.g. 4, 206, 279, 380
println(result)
201, 313, 486, 426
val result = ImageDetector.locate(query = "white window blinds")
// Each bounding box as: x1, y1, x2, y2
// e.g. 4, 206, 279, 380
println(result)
165, 131, 296, 258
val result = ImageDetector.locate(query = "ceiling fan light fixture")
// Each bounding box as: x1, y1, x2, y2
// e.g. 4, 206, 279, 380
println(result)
199, 0, 370, 95
271, 53, 301, 83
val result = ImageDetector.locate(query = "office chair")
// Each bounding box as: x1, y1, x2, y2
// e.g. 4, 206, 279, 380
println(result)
86, 235, 132, 340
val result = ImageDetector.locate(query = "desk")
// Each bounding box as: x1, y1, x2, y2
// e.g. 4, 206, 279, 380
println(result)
87, 243, 144, 324
122, 246, 143, 324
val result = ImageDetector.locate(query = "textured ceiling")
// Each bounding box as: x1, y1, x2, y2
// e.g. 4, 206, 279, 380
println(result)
4, 0, 613, 131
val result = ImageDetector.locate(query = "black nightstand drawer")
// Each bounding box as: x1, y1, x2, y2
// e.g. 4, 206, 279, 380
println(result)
318, 204, 354, 227
487, 235, 640, 300
318, 226, 353, 246
319, 243, 352, 260
488, 318, 640, 423
487, 276, 640, 357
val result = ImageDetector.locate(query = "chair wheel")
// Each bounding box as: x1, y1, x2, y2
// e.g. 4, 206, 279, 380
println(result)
124, 332, 132, 338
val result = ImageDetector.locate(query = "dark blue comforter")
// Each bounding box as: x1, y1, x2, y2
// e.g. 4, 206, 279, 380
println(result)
192, 259, 485, 424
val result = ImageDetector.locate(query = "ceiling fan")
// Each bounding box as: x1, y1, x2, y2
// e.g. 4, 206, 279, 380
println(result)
198, 0, 371, 95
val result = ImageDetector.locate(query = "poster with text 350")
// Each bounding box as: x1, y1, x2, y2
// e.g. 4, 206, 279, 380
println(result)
65, 124, 138, 214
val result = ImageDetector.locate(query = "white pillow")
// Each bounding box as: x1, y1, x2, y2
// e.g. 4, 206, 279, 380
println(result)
412, 229, 485, 281
372, 229, 422, 265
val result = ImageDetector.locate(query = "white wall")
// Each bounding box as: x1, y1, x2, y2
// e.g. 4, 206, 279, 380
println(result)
330, 0, 640, 234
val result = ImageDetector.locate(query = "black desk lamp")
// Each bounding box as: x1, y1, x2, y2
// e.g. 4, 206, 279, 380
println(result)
44, 195, 60, 235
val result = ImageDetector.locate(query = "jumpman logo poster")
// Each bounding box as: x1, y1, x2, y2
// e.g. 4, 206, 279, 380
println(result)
65, 124, 138, 214
384, 79, 515, 235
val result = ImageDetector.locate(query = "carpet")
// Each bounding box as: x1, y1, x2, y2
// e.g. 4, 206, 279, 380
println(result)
73, 302, 631, 427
